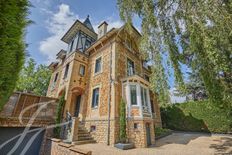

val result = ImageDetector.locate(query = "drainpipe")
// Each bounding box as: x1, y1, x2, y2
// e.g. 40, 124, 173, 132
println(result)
107, 41, 113, 145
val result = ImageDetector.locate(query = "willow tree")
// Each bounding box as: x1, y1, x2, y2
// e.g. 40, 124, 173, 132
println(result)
0, 0, 30, 110
117, 0, 232, 108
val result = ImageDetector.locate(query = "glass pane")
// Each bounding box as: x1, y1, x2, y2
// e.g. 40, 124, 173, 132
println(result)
92, 88, 99, 107
127, 59, 134, 76
141, 86, 144, 106
95, 58, 101, 73
79, 65, 85, 76
144, 89, 148, 106
130, 85, 137, 105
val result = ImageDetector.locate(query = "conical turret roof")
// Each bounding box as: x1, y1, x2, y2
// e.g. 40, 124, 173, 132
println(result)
83, 15, 95, 32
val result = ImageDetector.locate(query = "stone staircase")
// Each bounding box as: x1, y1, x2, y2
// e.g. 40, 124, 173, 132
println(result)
72, 124, 96, 145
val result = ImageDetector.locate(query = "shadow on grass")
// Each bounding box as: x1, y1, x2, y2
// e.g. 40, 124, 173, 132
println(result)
210, 137, 232, 154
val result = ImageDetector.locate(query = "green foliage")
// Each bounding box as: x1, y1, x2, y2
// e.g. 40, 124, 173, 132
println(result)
117, 0, 232, 108
119, 99, 127, 143
54, 91, 65, 138
16, 58, 51, 96
155, 127, 171, 137
161, 101, 232, 133
0, 0, 30, 110
176, 70, 207, 101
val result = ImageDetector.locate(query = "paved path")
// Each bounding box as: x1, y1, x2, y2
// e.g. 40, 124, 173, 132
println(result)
75, 132, 232, 155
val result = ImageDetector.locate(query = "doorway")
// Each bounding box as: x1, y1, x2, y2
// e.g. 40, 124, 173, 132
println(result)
74, 95, 81, 117
146, 123, 151, 146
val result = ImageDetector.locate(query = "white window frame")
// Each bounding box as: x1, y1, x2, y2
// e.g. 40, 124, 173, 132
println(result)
91, 85, 101, 109
127, 57, 135, 76
79, 64, 85, 76
94, 55, 103, 75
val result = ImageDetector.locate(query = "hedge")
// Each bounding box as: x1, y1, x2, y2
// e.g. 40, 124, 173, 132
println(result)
0, 0, 30, 110
161, 101, 232, 133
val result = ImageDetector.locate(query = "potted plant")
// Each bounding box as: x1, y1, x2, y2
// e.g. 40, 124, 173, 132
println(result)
114, 99, 134, 150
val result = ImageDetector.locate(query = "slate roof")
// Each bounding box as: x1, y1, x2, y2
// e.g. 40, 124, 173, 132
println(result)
83, 15, 95, 32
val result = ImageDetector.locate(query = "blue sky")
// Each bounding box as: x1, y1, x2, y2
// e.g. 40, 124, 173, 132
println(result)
26, 0, 142, 64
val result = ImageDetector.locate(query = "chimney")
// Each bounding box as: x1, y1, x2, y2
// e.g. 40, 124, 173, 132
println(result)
98, 21, 108, 39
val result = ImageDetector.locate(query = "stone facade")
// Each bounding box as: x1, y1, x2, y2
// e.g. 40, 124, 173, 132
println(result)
47, 16, 162, 148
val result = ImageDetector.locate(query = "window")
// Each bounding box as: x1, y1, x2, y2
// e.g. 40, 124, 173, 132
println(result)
85, 39, 91, 50
127, 58, 135, 76
54, 73, 59, 83
150, 100, 155, 113
90, 125, 96, 132
130, 85, 137, 105
141, 86, 148, 107
95, 57, 102, 74
69, 39, 74, 52
144, 75, 149, 82
92, 87, 99, 108
134, 123, 138, 129
79, 64, 85, 76
64, 63, 69, 79
125, 38, 132, 49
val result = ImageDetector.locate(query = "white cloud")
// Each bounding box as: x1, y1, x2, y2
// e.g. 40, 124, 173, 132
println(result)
39, 4, 78, 63
39, 3, 123, 63
169, 87, 186, 103
93, 20, 123, 33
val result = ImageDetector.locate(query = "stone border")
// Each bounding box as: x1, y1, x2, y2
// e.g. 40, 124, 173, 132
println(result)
50, 138, 92, 155
155, 131, 173, 140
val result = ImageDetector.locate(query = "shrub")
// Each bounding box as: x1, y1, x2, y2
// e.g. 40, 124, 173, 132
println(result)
155, 127, 171, 137
161, 100, 232, 133
119, 99, 127, 143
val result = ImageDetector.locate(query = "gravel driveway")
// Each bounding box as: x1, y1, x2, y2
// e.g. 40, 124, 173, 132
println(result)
76, 132, 232, 155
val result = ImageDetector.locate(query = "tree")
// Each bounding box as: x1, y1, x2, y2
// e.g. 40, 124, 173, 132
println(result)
117, 0, 232, 108
0, 0, 30, 110
175, 70, 207, 101
54, 91, 65, 138
16, 58, 51, 96
119, 99, 127, 143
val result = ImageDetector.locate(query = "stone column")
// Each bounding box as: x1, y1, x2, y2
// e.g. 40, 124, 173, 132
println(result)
136, 84, 143, 117
146, 89, 152, 118
69, 117, 79, 142
125, 81, 131, 117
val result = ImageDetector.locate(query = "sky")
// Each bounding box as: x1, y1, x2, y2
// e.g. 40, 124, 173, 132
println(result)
26, 0, 186, 102
26, 0, 142, 64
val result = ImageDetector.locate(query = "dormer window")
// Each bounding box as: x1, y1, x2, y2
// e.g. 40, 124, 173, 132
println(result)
125, 38, 132, 49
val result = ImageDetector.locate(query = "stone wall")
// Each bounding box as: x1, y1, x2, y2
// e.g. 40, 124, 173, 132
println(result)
83, 119, 118, 145
127, 119, 155, 148
48, 138, 91, 155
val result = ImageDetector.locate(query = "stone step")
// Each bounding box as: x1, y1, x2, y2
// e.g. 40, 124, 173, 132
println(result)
78, 133, 92, 137
78, 130, 89, 134
72, 139, 96, 145
78, 136, 94, 141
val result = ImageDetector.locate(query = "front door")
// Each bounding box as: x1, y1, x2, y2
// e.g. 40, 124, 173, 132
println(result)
146, 123, 151, 146
74, 95, 81, 117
